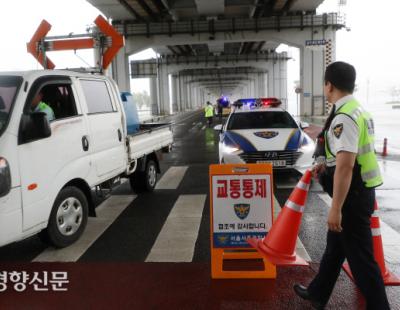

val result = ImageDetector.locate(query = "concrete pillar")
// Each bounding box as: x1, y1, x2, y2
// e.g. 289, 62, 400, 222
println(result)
184, 76, 189, 110
300, 47, 325, 116
157, 63, 170, 115
263, 73, 267, 97
193, 86, 200, 109
112, 47, 130, 92
279, 55, 288, 110
273, 60, 281, 101
171, 75, 178, 113
187, 77, 191, 110
177, 73, 183, 112
267, 64, 274, 97
250, 78, 255, 97
149, 77, 159, 115
258, 73, 265, 97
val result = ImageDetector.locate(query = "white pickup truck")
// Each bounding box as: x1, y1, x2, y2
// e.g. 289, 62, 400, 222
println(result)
0, 70, 173, 248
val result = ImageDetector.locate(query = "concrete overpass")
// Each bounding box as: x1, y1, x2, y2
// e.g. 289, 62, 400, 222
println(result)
87, 0, 345, 116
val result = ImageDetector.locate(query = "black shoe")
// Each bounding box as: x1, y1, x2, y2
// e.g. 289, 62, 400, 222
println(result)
293, 284, 325, 310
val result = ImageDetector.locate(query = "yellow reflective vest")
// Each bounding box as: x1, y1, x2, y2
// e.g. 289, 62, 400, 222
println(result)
325, 99, 382, 188
205, 105, 214, 117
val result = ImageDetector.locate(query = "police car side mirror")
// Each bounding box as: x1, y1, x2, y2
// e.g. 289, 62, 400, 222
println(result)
300, 121, 310, 129
214, 124, 223, 131
0, 96, 5, 110
18, 112, 51, 144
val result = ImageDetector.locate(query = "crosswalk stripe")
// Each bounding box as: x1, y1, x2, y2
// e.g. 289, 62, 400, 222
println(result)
318, 193, 400, 264
32, 195, 135, 262
145, 194, 206, 262
156, 166, 188, 190
273, 196, 312, 262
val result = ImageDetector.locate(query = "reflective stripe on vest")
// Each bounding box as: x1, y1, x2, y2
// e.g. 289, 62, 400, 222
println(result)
325, 99, 383, 188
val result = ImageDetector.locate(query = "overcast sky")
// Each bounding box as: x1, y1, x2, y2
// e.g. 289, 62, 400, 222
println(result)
1, 0, 399, 106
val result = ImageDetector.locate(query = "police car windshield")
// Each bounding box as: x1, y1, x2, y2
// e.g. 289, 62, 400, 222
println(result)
227, 111, 298, 130
0, 76, 23, 137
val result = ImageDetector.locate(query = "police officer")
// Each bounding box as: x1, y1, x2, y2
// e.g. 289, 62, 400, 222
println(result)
293, 61, 390, 309
31, 90, 55, 122
205, 101, 214, 127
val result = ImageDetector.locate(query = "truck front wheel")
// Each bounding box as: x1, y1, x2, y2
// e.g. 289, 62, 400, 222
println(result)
40, 186, 88, 248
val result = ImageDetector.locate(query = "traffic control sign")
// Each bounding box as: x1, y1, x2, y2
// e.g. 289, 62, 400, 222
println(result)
209, 163, 276, 279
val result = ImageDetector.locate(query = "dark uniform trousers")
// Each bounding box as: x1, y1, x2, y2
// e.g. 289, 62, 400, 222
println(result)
307, 188, 390, 309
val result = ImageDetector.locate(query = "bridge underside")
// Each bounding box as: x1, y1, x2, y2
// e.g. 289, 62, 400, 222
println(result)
87, 0, 344, 116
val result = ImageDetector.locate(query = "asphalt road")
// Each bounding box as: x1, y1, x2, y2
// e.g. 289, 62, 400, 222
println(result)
1, 110, 400, 310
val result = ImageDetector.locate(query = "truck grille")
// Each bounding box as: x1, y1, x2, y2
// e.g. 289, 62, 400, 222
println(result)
239, 150, 302, 167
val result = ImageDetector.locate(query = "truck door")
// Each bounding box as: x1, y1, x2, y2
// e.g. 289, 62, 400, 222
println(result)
78, 78, 126, 180
18, 76, 91, 230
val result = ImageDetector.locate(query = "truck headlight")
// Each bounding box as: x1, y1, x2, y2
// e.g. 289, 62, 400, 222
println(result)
0, 157, 11, 197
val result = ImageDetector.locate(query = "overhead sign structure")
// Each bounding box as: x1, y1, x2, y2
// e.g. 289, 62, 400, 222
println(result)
209, 163, 276, 279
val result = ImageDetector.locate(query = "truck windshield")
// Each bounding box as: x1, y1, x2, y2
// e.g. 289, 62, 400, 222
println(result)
227, 111, 298, 130
0, 76, 23, 137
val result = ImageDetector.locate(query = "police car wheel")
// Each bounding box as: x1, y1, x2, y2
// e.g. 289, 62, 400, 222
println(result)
40, 186, 88, 248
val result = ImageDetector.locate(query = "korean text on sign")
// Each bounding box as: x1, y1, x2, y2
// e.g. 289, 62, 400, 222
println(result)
216, 178, 267, 199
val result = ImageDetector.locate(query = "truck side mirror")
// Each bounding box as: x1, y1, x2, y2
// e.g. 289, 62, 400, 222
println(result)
18, 112, 51, 144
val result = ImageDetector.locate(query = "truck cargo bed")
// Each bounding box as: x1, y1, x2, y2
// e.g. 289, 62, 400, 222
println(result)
127, 122, 173, 161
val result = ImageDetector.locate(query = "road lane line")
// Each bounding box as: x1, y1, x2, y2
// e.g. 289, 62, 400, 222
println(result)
145, 194, 206, 262
318, 193, 400, 264
156, 166, 188, 190
273, 196, 312, 262
33, 195, 135, 262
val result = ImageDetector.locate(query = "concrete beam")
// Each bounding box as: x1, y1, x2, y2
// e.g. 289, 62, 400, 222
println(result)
194, 0, 224, 15
114, 13, 344, 39
130, 52, 288, 76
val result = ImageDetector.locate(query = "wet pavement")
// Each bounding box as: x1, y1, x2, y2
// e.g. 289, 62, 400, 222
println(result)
1, 110, 400, 309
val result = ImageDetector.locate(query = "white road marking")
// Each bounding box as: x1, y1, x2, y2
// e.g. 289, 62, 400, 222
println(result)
156, 166, 188, 190
318, 193, 400, 264
201, 125, 206, 130
33, 195, 135, 262
318, 193, 332, 207
273, 196, 312, 262
145, 194, 206, 262
275, 182, 297, 189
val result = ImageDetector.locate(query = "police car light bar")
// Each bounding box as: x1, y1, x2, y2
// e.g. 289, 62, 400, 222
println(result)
260, 98, 282, 107
233, 98, 281, 110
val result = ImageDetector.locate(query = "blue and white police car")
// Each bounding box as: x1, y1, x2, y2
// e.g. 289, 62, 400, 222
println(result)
214, 98, 315, 173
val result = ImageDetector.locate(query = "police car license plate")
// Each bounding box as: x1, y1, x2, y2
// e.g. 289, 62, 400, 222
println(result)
256, 160, 286, 167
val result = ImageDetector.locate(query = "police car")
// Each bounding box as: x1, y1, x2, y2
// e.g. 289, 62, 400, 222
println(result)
214, 98, 315, 172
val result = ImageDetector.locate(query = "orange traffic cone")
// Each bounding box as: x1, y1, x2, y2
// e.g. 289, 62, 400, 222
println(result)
343, 200, 400, 285
247, 170, 312, 266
